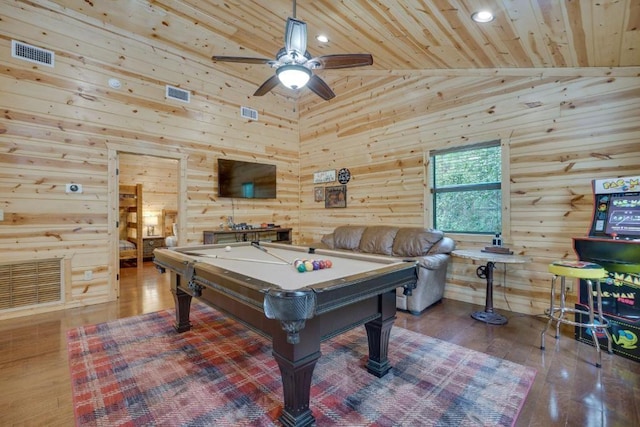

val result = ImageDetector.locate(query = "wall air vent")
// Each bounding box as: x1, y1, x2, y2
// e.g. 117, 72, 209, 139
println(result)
11, 40, 55, 67
166, 85, 190, 103
0, 258, 62, 310
240, 106, 258, 121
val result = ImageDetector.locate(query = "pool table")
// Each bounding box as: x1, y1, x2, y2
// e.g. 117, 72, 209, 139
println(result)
153, 241, 418, 427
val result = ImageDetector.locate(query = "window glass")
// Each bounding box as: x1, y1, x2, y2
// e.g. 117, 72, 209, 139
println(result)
432, 142, 501, 234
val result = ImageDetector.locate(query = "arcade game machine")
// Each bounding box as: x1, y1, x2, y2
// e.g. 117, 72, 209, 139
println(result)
573, 175, 640, 362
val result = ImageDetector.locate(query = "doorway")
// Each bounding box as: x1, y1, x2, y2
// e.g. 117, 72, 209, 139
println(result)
107, 144, 187, 300
118, 153, 179, 267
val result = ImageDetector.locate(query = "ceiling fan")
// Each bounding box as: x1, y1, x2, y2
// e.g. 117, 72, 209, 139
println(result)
212, 0, 373, 100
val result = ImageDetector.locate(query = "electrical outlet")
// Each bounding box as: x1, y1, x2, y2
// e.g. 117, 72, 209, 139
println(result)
565, 280, 573, 294
84, 270, 93, 281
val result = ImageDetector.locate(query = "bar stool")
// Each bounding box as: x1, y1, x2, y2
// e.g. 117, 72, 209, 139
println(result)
540, 260, 613, 367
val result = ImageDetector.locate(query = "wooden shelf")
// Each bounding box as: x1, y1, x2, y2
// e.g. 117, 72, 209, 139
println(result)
203, 228, 292, 245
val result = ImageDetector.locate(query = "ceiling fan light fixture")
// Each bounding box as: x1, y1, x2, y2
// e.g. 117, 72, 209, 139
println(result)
471, 10, 494, 23
276, 64, 311, 89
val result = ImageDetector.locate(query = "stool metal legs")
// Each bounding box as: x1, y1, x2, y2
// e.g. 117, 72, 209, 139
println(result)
540, 275, 613, 367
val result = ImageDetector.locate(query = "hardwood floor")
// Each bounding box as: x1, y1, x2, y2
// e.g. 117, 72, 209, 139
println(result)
0, 262, 638, 426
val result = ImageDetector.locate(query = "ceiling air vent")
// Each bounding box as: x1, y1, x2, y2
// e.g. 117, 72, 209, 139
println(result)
240, 106, 258, 121
11, 40, 54, 67
165, 85, 190, 103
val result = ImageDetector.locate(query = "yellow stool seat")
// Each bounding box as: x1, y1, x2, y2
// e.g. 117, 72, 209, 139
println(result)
548, 260, 606, 279
541, 260, 612, 367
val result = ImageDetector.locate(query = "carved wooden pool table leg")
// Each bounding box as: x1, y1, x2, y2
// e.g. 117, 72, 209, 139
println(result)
273, 350, 321, 427
171, 286, 192, 333
365, 290, 396, 377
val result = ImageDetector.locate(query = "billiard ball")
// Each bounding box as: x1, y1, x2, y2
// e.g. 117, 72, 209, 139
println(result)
225, 246, 232, 252
324, 259, 332, 268
304, 261, 314, 271
297, 263, 307, 273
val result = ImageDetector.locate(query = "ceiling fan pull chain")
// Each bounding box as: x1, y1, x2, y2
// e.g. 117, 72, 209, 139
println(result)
292, 0, 296, 18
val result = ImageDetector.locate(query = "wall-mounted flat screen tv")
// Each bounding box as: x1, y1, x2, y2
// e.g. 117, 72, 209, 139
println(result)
217, 158, 277, 199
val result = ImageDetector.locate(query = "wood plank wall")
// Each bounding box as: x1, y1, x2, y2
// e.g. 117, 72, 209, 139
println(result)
0, 1, 300, 319
1, 1, 639, 320
298, 70, 640, 316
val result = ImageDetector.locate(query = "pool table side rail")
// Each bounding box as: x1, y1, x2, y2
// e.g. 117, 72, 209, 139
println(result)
154, 246, 417, 295
169, 242, 414, 265
154, 246, 419, 334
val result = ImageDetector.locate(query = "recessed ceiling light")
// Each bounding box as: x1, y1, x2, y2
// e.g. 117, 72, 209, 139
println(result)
108, 78, 121, 89
316, 34, 329, 43
471, 10, 494, 23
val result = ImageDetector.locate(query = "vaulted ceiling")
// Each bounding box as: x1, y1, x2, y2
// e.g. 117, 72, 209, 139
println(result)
44, 0, 640, 97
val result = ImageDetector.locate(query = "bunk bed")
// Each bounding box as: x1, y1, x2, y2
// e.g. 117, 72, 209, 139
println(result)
119, 184, 143, 266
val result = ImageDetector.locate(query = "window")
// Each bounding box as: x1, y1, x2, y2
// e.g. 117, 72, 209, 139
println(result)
430, 140, 502, 234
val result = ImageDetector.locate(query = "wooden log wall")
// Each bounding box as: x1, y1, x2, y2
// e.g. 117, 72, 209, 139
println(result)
298, 69, 640, 316
0, 1, 299, 319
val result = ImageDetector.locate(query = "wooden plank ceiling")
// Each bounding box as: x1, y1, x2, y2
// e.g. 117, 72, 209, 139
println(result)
30, 0, 640, 93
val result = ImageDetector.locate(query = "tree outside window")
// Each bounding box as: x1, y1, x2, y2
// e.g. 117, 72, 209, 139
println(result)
431, 141, 502, 234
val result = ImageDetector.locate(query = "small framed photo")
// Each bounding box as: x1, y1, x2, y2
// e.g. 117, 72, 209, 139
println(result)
325, 185, 347, 208
314, 187, 324, 202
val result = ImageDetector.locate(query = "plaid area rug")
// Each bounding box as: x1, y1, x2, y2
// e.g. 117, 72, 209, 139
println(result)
67, 304, 536, 426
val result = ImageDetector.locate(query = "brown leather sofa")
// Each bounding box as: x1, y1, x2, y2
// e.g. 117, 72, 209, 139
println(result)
318, 225, 455, 315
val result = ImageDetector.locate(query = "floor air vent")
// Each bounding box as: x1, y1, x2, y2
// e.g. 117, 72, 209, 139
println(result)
166, 85, 191, 103
240, 106, 258, 121
12, 40, 55, 67
0, 259, 62, 310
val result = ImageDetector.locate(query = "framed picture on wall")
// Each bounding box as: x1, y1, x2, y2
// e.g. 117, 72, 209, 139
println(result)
313, 169, 336, 184
325, 185, 347, 208
314, 187, 324, 202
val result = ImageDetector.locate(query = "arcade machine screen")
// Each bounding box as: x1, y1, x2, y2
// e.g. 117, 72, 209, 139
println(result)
590, 189, 640, 240
603, 193, 640, 238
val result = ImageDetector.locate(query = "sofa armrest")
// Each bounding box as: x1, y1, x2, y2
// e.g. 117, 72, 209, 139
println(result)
400, 253, 451, 314
310, 241, 331, 250
416, 253, 450, 270
427, 236, 455, 255
320, 233, 335, 249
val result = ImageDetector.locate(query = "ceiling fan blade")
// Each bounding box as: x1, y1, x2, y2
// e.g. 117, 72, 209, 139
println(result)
212, 56, 272, 64
310, 54, 373, 69
253, 74, 280, 96
284, 17, 307, 57
306, 75, 335, 100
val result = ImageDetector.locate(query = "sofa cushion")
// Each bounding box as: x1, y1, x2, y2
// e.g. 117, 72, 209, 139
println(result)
358, 226, 399, 256
392, 228, 444, 257
332, 225, 367, 250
